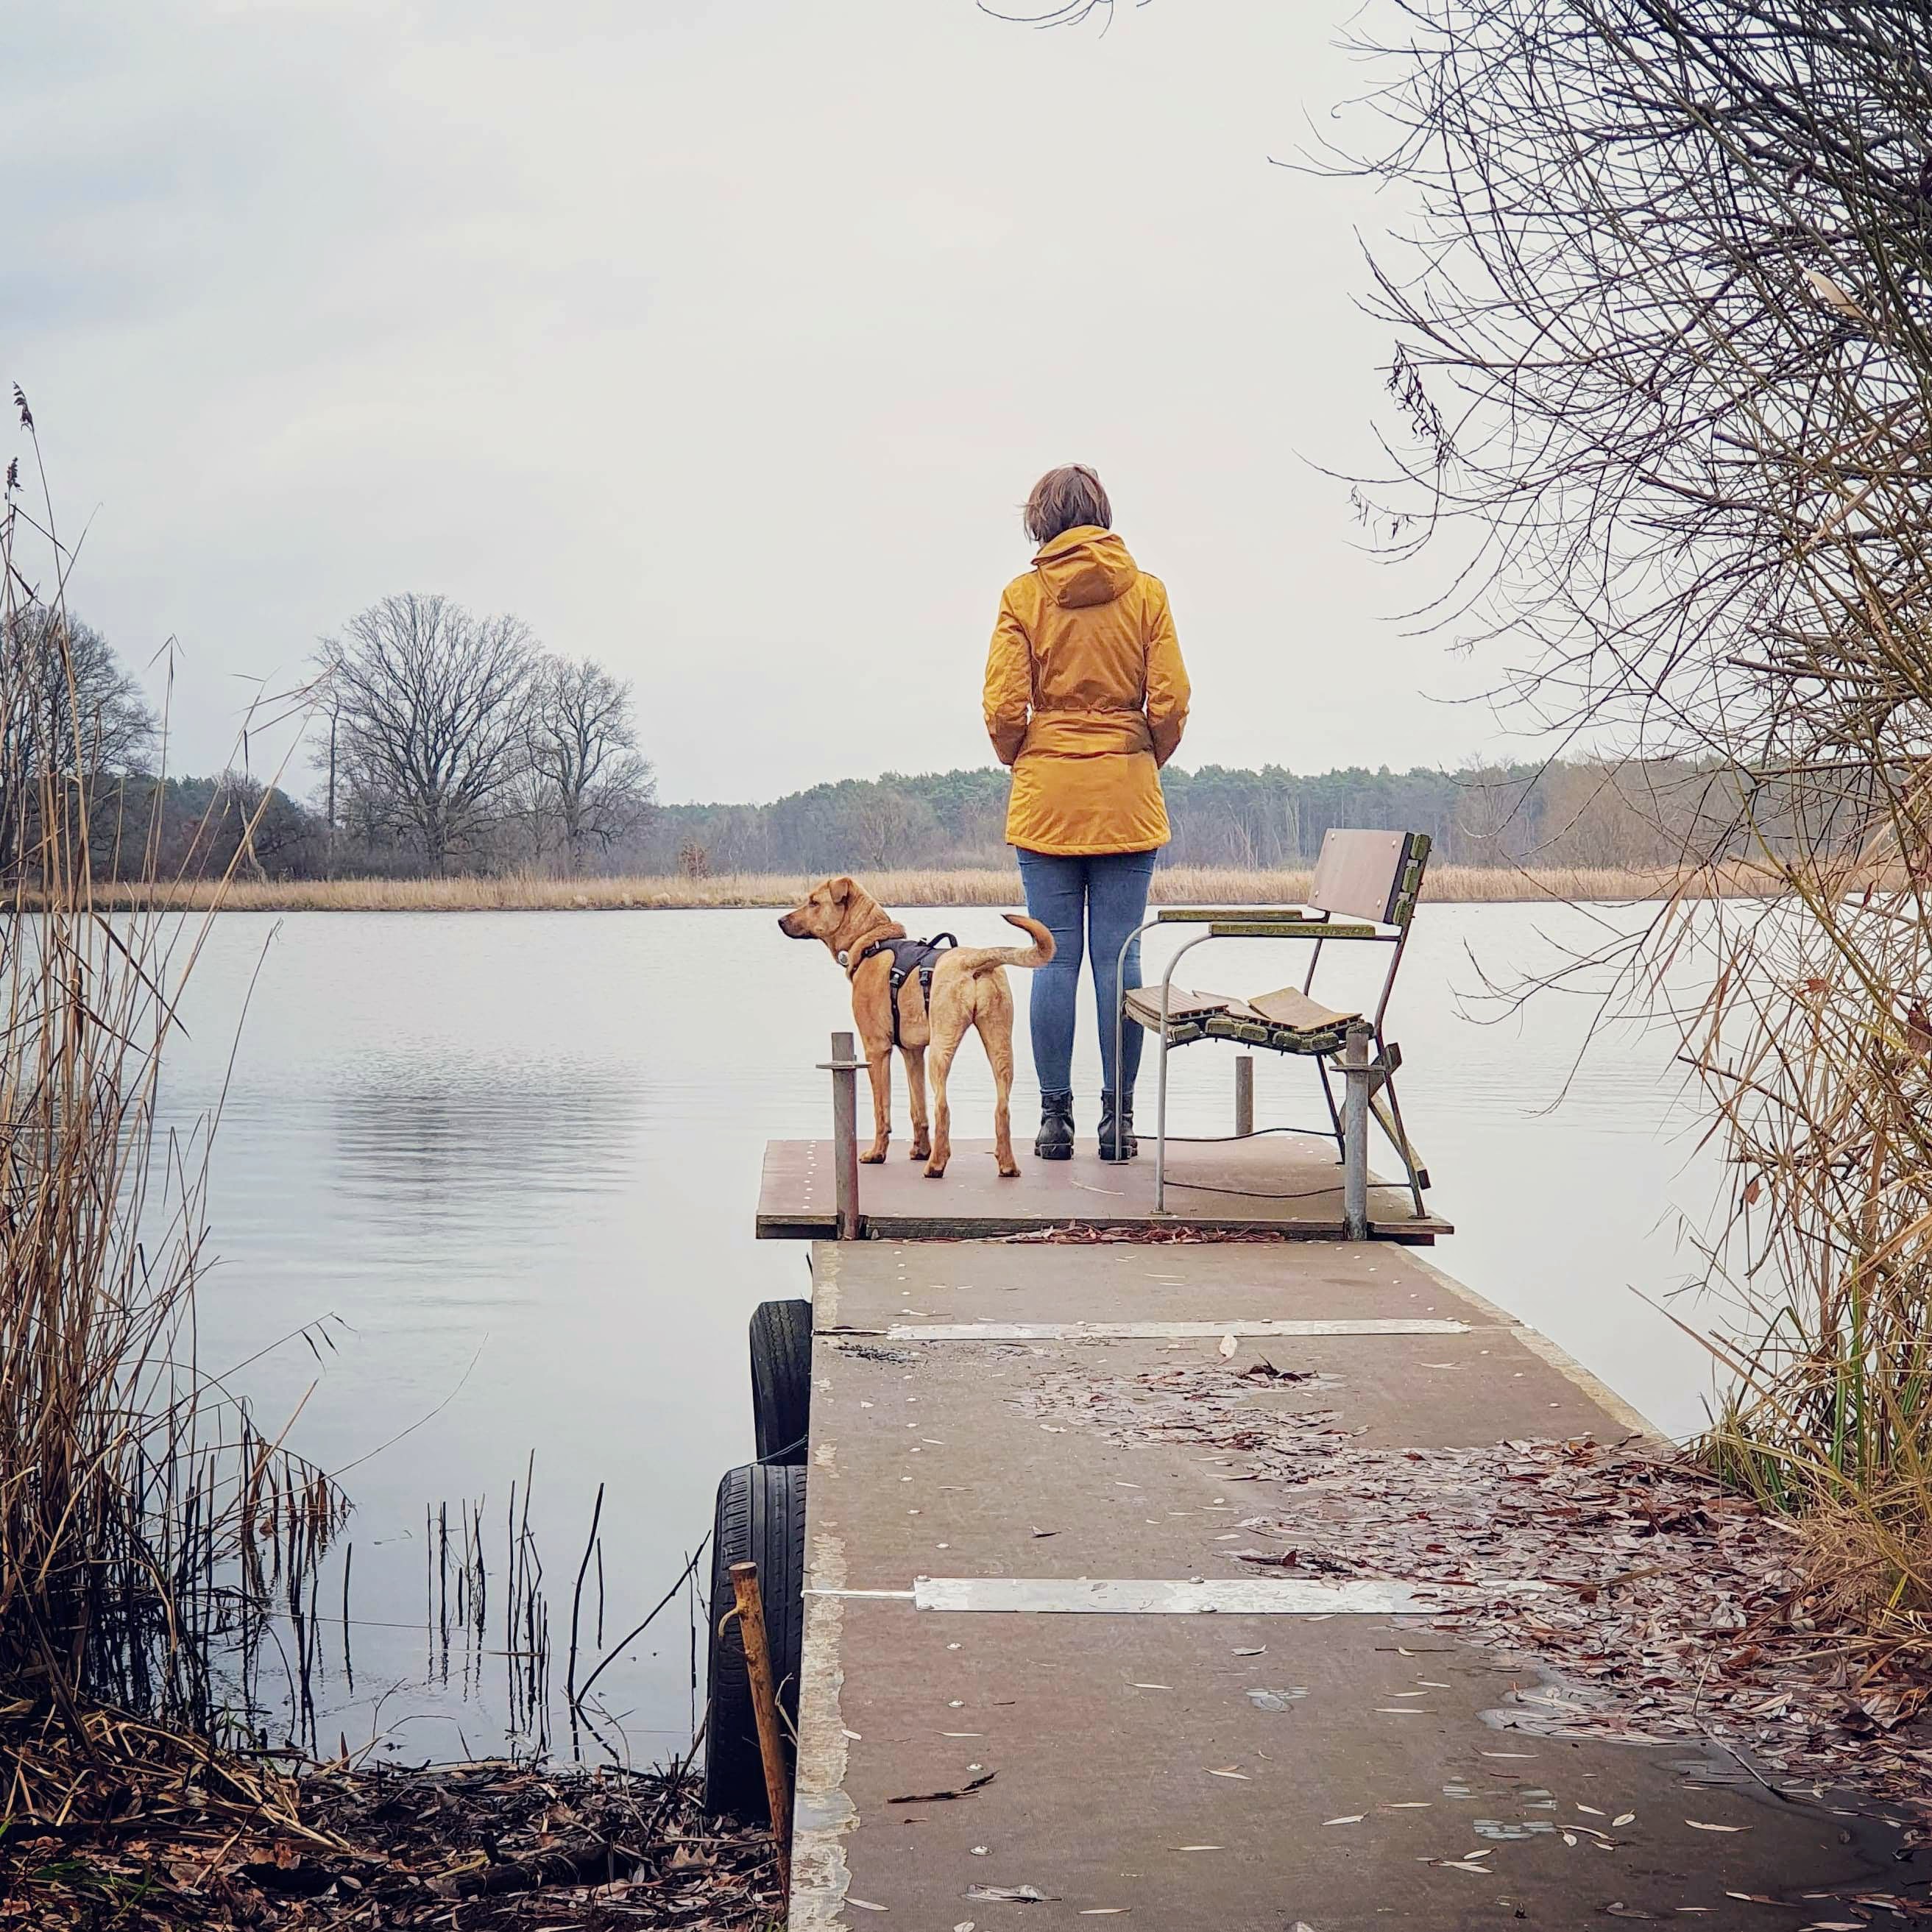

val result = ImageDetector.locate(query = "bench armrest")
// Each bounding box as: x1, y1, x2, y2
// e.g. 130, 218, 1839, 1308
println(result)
1156, 906, 1322, 925
1205, 921, 1381, 939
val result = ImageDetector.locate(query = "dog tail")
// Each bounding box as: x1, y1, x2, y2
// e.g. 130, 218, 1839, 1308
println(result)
952, 914, 1055, 975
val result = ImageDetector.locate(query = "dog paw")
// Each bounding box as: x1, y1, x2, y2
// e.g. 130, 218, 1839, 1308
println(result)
923, 1162, 949, 1180
908, 1142, 930, 1161
997, 1162, 1020, 1178
860, 1148, 887, 1165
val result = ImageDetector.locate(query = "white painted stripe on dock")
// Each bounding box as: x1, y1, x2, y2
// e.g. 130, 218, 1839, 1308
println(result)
908, 1576, 1550, 1614
867, 1317, 1471, 1342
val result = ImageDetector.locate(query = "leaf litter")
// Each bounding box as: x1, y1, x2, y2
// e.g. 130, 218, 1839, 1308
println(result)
0, 1729, 780, 1931
1013, 1358, 1932, 1820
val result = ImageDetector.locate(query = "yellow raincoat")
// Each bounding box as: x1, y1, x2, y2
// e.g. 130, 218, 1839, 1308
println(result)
983, 526, 1190, 855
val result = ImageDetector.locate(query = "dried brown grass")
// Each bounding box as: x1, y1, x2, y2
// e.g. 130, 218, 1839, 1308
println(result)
0, 402, 339, 1740
76, 859, 1788, 913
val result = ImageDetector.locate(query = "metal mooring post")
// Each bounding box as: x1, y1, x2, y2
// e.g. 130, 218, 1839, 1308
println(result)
1234, 1055, 1255, 1139
824, 1030, 862, 1241
1340, 1022, 1372, 1240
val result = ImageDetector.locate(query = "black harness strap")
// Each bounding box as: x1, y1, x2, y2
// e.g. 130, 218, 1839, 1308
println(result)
854, 933, 959, 1048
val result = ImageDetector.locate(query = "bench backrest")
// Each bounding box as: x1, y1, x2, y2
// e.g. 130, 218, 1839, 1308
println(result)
1309, 829, 1432, 928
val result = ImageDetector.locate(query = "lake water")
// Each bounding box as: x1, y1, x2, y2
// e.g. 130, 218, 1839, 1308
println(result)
160, 902, 1727, 1765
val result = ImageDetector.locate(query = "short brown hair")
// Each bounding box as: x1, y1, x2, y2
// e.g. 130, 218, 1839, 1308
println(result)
1023, 464, 1112, 546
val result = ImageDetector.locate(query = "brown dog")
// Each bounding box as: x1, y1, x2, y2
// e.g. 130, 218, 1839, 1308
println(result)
778, 877, 1054, 1178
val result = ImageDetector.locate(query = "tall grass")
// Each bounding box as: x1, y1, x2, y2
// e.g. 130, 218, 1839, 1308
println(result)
70, 859, 1790, 913
0, 401, 338, 1741
1684, 849, 1932, 1646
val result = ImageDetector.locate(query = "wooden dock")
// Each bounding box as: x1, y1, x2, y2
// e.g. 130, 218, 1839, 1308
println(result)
754, 1137, 1917, 1928
757, 1136, 1451, 1242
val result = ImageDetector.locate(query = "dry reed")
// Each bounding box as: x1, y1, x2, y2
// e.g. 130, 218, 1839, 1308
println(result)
0, 397, 340, 1745
69, 859, 1787, 913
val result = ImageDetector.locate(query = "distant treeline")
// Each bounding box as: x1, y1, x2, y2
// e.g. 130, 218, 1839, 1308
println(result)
647, 757, 1757, 877
32, 597, 1772, 882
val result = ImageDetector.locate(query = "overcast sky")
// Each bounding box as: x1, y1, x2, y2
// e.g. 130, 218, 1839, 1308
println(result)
4, 0, 1504, 804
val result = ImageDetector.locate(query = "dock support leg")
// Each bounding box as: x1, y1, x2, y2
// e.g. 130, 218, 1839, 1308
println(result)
1341, 1022, 1370, 1239
1234, 1055, 1254, 1139
829, 1029, 860, 1242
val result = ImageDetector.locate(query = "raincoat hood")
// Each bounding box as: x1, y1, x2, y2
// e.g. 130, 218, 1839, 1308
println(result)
1033, 526, 1139, 610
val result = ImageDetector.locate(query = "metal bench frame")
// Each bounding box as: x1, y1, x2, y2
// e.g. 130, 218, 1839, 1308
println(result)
1112, 830, 1432, 1231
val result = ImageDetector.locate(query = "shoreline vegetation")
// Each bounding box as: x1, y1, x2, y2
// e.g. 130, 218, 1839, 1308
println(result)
77, 860, 1790, 913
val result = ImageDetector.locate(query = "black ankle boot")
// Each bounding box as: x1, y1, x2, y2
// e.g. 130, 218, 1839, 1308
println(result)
1035, 1091, 1075, 1161
1098, 1091, 1138, 1161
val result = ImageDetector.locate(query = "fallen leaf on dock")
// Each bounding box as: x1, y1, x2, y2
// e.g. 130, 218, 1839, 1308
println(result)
1205, 1767, 1249, 1780
1577, 1803, 1604, 1815
1244, 1688, 1306, 1712
1613, 1812, 1635, 1827
1232, 1646, 1266, 1656
1030, 1526, 1060, 1538
888, 1773, 997, 1805
1172, 1844, 1222, 1852
1684, 1821, 1747, 1833
1078, 1909, 1130, 1914
965, 1884, 1058, 1903
1323, 1815, 1365, 1825
848, 1900, 889, 1912
1384, 1801, 1432, 1808
1130, 1682, 1173, 1690
1218, 1334, 1238, 1357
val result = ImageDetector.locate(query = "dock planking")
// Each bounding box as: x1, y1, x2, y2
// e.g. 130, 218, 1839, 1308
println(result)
779, 1231, 1913, 1928
757, 1135, 1452, 1242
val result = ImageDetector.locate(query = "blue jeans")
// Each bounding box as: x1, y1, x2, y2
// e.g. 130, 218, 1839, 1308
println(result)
1014, 849, 1158, 1100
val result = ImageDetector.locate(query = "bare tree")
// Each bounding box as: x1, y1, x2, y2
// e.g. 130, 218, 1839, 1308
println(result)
1, 604, 154, 778
319, 594, 537, 875
527, 655, 655, 874
1343, 0, 1932, 1585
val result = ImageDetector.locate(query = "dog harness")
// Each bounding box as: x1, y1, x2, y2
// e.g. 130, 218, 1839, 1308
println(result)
851, 933, 959, 1048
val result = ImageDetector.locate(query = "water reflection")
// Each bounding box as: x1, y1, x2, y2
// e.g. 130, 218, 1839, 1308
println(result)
330, 1064, 641, 1236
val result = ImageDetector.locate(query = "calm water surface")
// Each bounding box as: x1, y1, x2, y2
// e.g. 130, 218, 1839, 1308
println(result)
162, 904, 1723, 1762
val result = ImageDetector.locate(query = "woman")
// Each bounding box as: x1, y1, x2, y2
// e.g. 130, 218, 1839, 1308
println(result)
983, 464, 1190, 1162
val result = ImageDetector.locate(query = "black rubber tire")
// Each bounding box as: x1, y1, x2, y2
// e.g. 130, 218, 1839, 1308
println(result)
704, 1462, 807, 1823
750, 1298, 813, 1466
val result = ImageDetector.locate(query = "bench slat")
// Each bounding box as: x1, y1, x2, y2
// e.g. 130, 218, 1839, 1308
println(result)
1247, 985, 1360, 1032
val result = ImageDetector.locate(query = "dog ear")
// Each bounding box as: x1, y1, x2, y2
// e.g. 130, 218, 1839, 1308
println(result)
828, 876, 855, 903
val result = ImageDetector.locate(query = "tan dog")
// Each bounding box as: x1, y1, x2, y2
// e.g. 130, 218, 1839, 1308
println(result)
778, 877, 1054, 1178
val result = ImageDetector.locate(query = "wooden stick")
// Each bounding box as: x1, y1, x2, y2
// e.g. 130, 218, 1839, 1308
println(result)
729, 1560, 793, 1896
1234, 1054, 1255, 1138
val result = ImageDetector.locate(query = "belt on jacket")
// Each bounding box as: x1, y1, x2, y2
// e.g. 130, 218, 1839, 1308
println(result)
1020, 710, 1153, 757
